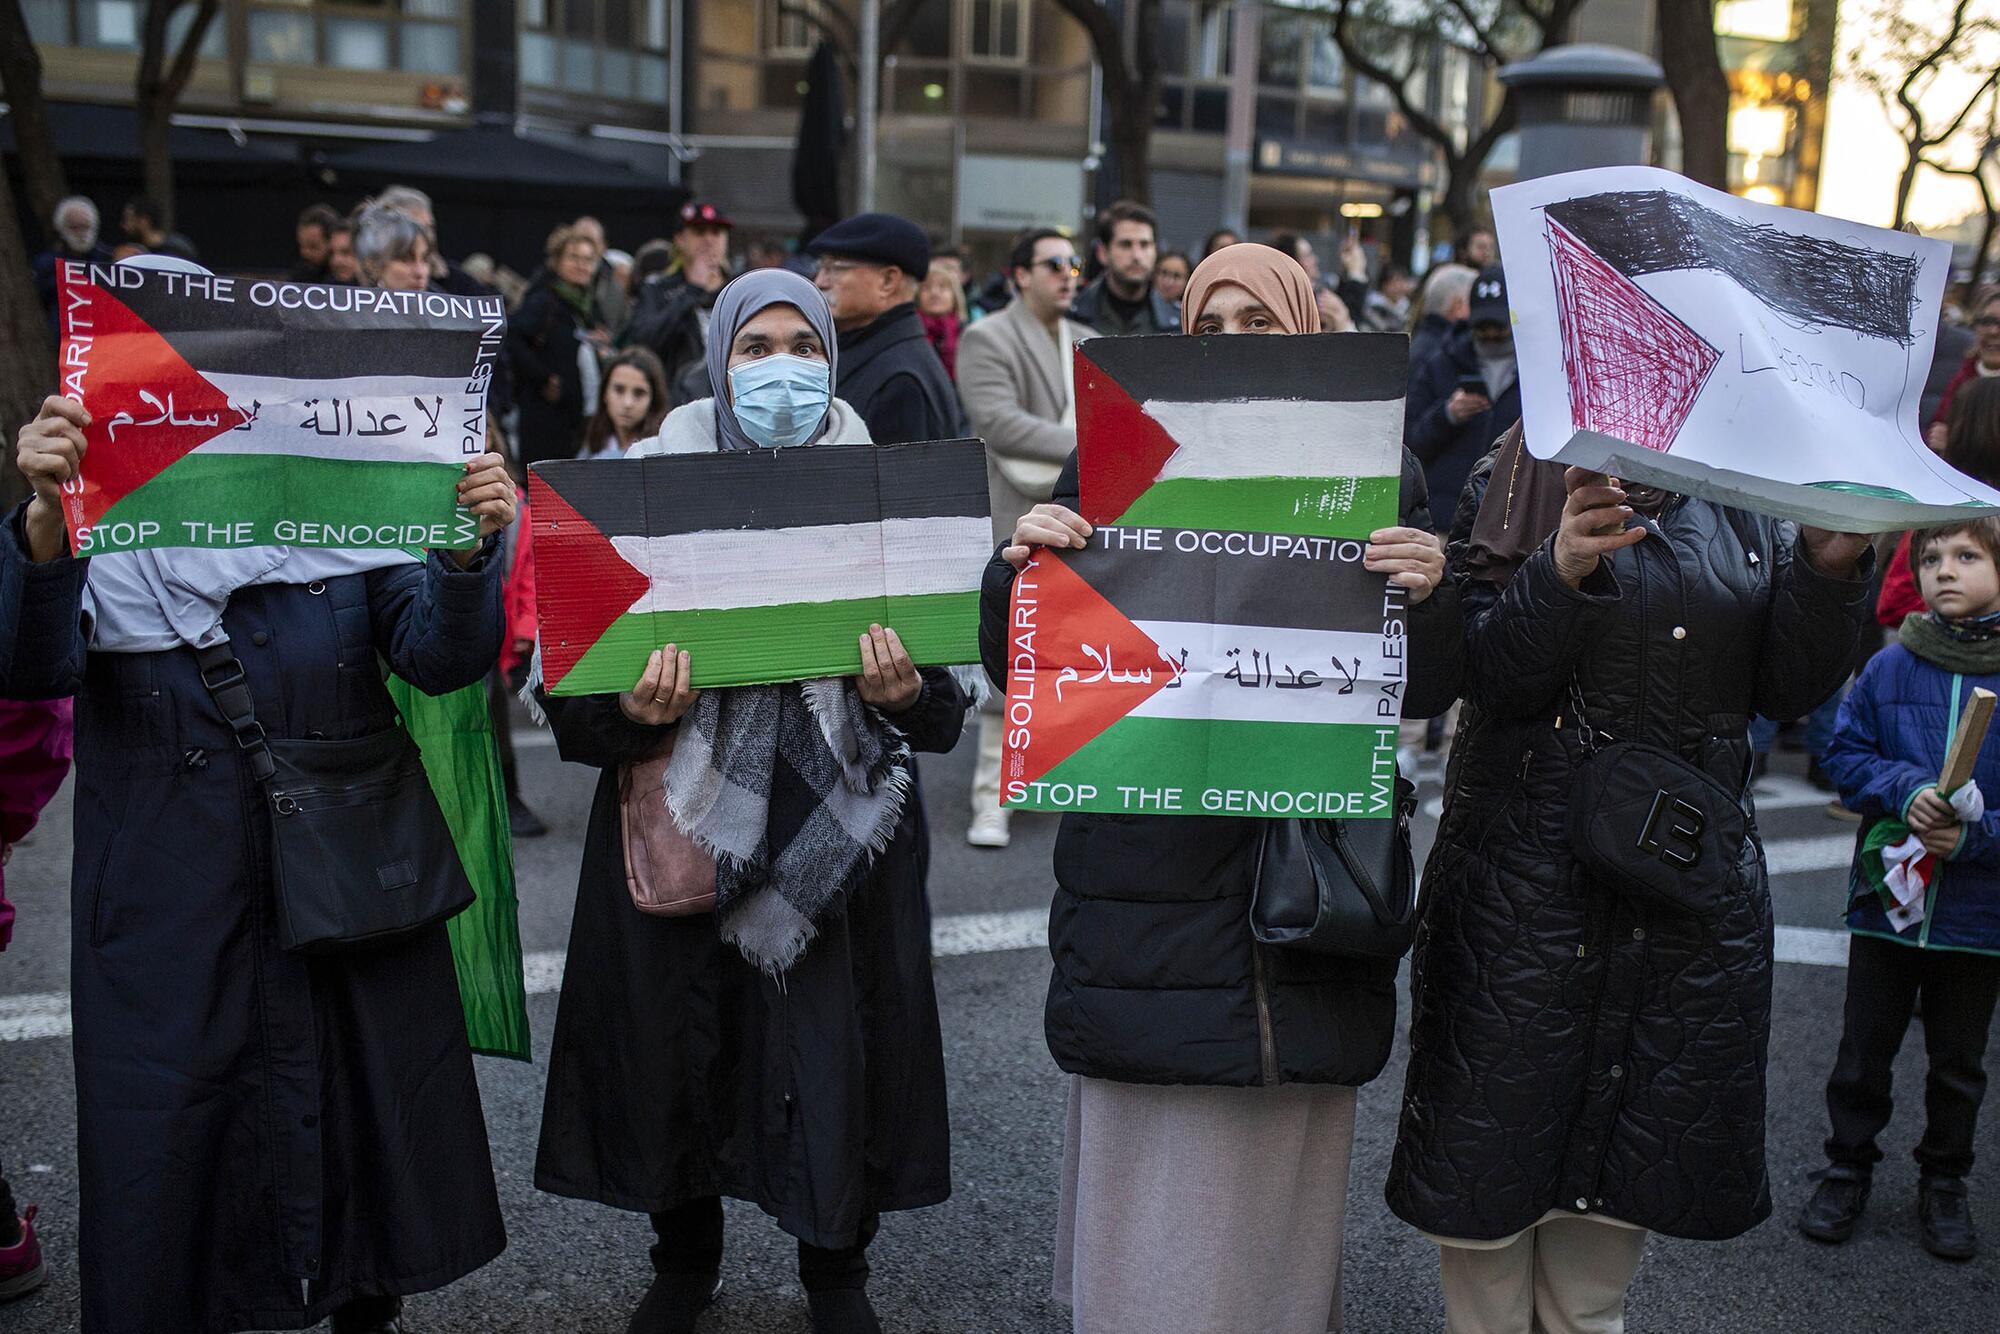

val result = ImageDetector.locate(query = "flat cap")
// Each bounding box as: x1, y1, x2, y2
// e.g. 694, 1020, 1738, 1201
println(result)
805, 212, 929, 279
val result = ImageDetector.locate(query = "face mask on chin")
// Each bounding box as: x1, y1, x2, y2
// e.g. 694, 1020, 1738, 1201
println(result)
728, 353, 833, 448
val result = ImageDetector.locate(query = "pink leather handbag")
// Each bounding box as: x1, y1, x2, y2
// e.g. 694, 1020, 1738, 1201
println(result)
619, 744, 716, 916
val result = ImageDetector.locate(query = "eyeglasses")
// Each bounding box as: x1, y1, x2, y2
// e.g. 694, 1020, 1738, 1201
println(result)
813, 258, 878, 279
1034, 256, 1083, 278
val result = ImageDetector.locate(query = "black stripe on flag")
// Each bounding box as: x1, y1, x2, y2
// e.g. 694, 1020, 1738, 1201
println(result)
1065, 525, 1395, 633
75, 264, 501, 379
1076, 330, 1407, 407
531, 438, 990, 537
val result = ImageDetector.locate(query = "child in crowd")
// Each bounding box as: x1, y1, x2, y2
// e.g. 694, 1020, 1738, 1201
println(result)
1800, 517, 2000, 1261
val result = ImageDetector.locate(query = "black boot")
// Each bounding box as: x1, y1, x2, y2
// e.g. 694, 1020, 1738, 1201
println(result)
808, 1288, 883, 1334
628, 1272, 722, 1334
330, 1295, 403, 1334
1798, 1167, 1870, 1243
1918, 1176, 1979, 1260
508, 788, 549, 838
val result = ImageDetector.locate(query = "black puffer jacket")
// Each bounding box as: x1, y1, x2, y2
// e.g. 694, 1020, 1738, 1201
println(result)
1385, 460, 1873, 1242
979, 448, 1463, 1087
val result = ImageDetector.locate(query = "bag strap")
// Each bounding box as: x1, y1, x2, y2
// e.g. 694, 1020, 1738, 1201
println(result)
195, 641, 276, 785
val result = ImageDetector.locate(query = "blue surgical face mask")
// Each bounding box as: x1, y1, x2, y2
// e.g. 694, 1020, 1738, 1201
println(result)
728, 353, 832, 448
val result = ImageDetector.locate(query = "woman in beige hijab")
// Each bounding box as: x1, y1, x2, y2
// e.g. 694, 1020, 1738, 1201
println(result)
976, 244, 1464, 1333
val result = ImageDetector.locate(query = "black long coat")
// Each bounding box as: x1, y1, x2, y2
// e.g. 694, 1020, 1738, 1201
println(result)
977, 449, 1464, 1087
533, 671, 968, 1250
0, 510, 507, 1333
508, 277, 593, 467
1385, 469, 1873, 1242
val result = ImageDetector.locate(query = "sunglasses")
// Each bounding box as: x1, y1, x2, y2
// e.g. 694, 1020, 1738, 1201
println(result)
1034, 256, 1083, 278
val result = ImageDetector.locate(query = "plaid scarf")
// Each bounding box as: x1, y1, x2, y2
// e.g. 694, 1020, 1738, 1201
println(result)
664, 679, 910, 975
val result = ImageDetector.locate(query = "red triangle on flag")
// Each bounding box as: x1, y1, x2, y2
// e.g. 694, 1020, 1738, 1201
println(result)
528, 469, 652, 690
1547, 219, 1720, 454
1074, 345, 1183, 525
1004, 546, 1174, 794
63, 278, 240, 535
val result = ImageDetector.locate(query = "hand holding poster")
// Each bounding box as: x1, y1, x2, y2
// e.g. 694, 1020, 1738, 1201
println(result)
1493, 165, 2000, 531
55, 259, 503, 553
530, 440, 991, 693
1003, 334, 1409, 818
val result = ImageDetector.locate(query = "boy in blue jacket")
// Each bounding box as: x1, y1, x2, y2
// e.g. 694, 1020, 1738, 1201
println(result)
1799, 518, 2000, 1260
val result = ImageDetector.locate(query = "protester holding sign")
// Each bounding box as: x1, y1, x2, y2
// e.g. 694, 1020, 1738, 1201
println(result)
978, 245, 1461, 1334
2, 382, 517, 1331
1386, 433, 1874, 1331
531, 269, 968, 1334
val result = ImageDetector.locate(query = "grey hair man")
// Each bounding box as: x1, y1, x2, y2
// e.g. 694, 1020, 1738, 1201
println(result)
35, 195, 112, 333
378, 183, 492, 298
1408, 263, 1477, 376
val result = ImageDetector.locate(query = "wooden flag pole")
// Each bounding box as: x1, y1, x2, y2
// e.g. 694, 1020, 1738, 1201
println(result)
1939, 687, 1998, 795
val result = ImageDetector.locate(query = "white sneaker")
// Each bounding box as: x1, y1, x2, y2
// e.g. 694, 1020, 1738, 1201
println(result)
967, 807, 1011, 849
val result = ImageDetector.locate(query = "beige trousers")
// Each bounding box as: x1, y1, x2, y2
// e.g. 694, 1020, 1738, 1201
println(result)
1437, 1218, 1648, 1334
971, 701, 1005, 816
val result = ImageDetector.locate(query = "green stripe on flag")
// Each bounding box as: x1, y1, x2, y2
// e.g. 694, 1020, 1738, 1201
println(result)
551, 591, 983, 694
1112, 475, 1401, 539
90, 452, 473, 554
1010, 715, 1400, 818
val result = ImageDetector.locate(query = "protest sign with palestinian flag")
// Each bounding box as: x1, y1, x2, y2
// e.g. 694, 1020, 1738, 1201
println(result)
530, 440, 991, 693
1003, 333, 1410, 818
1493, 164, 2000, 530
56, 258, 503, 554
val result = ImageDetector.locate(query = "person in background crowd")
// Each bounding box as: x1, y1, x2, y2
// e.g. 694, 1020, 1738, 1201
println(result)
579, 347, 670, 461
377, 183, 492, 299
1929, 286, 2000, 451
509, 223, 607, 468
1879, 377, 2000, 631
0, 694, 72, 1303
1924, 309, 1976, 428
746, 236, 790, 270
1203, 228, 1241, 258
957, 227, 1093, 851
1389, 423, 1872, 1334
1363, 262, 1416, 333
32, 195, 112, 335
118, 195, 196, 261
5, 328, 518, 1331
1069, 200, 1177, 337
1799, 515, 2000, 1263
980, 243, 1460, 1334
291, 203, 339, 282
572, 217, 632, 338
932, 244, 987, 320
326, 219, 360, 284
1455, 225, 1497, 269
807, 212, 967, 444
1154, 249, 1193, 307
627, 201, 737, 404
1407, 263, 1475, 375
534, 269, 968, 1334
919, 258, 969, 379
1405, 264, 1521, 524
1317, 286, 1355, 333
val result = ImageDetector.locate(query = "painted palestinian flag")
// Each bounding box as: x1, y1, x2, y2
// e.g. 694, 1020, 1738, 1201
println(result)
1001, 524, 1406, 818
530, 440, 991, 694
1075, 332, 1406, 538
56, 259, 503, 554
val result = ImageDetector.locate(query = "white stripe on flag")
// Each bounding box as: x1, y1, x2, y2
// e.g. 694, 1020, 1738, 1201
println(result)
1141, 398, 1403, 483
187, 372, 480, 464
611, 514, 991, 616
1126, 620, 1400, 726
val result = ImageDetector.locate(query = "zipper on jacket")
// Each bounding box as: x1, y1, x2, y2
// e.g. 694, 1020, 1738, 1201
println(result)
1249, 943, 1280, 1086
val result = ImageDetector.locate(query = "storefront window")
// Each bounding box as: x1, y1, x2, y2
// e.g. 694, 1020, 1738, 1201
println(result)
523, 0, 671, 100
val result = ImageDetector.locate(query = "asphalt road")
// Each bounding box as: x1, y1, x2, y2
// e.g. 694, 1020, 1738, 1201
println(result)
2, 718, 1997, 1333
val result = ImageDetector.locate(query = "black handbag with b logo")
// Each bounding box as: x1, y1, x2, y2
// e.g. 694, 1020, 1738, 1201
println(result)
1565, 680, 1745, 918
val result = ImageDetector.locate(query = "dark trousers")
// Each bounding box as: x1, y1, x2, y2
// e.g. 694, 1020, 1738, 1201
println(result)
1824, 932, 2000, 1180
0, 1155, 17, 1240
649, 1197, 878, 1292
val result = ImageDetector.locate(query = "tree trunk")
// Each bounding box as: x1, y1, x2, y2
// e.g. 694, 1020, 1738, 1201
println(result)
1894, 152, 1923, 228
0, 0, 69, 233
1107, 102, 1153, 206
138, 91, 177, 230
1657, 0, 1731, 189
1439, 154, 1481, 244
0, 162, 58, 512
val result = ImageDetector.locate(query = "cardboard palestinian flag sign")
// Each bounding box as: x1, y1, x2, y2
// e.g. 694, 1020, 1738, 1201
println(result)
1493, 164, 2000, 530
530, 440, 991, 693
1003, 333, 1410, 818
56, 258, 503, 554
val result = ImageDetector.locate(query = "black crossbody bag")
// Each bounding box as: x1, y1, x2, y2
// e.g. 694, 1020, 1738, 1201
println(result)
1564, 679, 1745, 919
1249, 775, 1420, 959
197, 643, 475, 953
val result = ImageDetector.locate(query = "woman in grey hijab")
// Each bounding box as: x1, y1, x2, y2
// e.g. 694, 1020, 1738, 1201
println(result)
532, 269, 970, 1334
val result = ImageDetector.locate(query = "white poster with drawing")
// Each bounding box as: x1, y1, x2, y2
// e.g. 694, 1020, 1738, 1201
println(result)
1493, 164, 1998, 531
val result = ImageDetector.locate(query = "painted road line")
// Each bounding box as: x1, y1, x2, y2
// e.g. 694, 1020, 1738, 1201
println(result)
1775, 926, 1849, 967
0, 992, 72, 1043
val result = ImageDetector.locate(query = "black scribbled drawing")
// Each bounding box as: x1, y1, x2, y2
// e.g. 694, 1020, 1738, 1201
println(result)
1543, 191, 1923, 345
